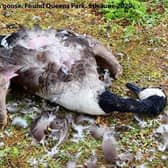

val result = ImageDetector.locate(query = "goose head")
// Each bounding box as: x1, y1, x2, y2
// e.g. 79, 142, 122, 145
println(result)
98, 86, 166, 116
125, 83, 167, 116
126, 83, 166, 98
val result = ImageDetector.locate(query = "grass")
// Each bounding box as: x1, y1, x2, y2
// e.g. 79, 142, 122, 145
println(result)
0, 0, 168, 167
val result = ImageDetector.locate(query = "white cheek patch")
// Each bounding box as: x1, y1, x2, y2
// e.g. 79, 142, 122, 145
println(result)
139, 88, 166, 100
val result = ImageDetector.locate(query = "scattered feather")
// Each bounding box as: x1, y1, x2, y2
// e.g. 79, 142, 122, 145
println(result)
49, 118, 69, 146
89, 125, 108, 139
12, 117, 28, 128
4, 129, 13, 137
7, 102, 19, 113
118, 152, 134, 162
66, 114, 74, 124
86, 152, 97, 168
135, 151, 143, 161
71, 123, 88, 142
161, 155, 167, 160
136, 163, 147, 168
114, 52, 126, 59
103, 69, 112, 87
20, 106, 41, 115
86, 160, 97, 168
146, 149, 155, 162
160, 112, 168, 124
161, 115, 168, 124
32, 16, 41, 21
66, 161, 76, 168
0, 142, 5, 148
27, 158, 38, 168
44, 118, 69, 158
66, 151, 81, 168
155, 124, 168, 151
46, 146, 58, 157
134, 114, 147, 128
30, 112, 56, 142
71, 117, 89, 142
28, 156, 48, 168
75, 115, 95, 125
102, 131, 118, 163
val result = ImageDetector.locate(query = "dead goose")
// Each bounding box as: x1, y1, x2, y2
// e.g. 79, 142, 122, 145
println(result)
0, 65, 20, 128
0, 27, 166, 116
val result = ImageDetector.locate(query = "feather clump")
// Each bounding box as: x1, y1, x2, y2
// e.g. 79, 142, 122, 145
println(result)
11, 116, 28, 128
30, 112, 56, 142
155, 111, 168, 151
102, 131, 118, 163
89, 124, 119, 164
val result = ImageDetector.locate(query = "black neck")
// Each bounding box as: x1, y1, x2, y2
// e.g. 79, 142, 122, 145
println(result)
98, 90, 166, 116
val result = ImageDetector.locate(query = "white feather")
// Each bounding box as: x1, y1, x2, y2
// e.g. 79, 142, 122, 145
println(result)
1, 35, 10, 48
12, 117, 28, 128
59, 87, 105, 115
156, 124, 168, 151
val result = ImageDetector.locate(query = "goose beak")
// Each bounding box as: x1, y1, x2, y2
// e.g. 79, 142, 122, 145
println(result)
126, 83, 144, 96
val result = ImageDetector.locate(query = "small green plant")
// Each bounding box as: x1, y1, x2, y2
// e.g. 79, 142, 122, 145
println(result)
122, 25, 137, 41
0, 147, 19, 158
102, 0, 148, 24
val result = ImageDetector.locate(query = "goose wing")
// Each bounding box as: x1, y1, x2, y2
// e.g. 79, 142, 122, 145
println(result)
80, 35, 122, 79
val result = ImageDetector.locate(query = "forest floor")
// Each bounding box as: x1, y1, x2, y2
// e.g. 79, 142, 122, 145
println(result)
0, 0, 168, 167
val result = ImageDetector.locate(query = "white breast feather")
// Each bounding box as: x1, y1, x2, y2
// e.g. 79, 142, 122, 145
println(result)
58, 80, 105, 115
